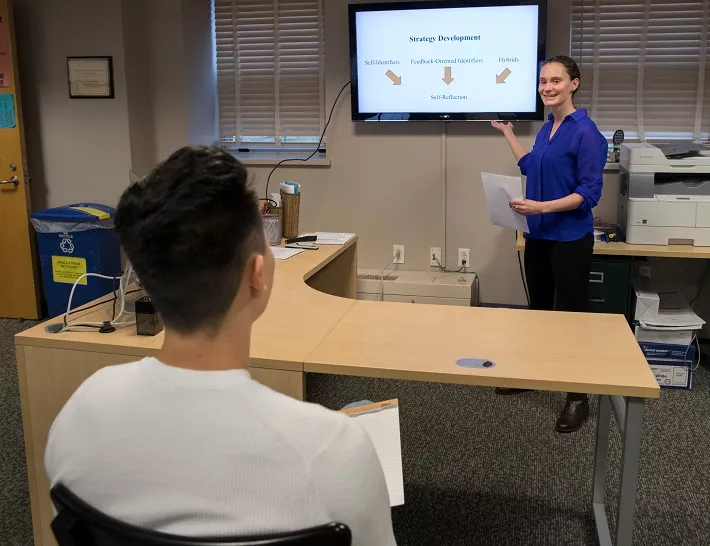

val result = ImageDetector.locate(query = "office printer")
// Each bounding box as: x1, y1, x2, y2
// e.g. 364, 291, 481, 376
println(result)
618, 142, 710, 245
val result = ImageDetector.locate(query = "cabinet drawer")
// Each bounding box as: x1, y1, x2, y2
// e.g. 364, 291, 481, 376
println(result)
384, 294, 471, 306
588, 259, 632, 317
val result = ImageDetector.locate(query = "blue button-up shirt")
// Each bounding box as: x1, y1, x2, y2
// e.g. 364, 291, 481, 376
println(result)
518, 109, 607, 242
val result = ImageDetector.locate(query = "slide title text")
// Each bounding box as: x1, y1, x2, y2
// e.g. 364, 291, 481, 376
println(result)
410, 35, 481, 44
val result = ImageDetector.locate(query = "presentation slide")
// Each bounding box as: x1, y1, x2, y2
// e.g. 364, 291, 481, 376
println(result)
354, 5, 540, 114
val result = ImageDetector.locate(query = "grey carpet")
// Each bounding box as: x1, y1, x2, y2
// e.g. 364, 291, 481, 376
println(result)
1, 317, 709, 545
1, 318, 39, 546
307, 367, 710, 546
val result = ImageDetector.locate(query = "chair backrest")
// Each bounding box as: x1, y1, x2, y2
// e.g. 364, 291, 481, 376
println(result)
50, 485, 352, 546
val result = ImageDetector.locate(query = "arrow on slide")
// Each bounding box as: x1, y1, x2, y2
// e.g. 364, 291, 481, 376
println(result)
442, 66, 454, 85
496, 68, 512, 84
385, 70, 401, 85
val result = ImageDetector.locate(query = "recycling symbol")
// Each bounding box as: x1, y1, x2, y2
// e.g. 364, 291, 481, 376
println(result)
60, 238, 75, 254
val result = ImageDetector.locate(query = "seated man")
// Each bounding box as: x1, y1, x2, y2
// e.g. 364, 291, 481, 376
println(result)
45, 146, 396, 546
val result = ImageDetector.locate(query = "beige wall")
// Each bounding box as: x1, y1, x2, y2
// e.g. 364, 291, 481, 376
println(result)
122, 0, 157, 179
13, 0, 709, 312
13, 0, 132, 211
14, 0, 214, 209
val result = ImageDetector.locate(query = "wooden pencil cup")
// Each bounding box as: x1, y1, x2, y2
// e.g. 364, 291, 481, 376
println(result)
281, 191, 300, 239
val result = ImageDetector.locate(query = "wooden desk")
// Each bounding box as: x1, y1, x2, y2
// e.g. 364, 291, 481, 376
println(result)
15, 236, 658, 546
306, 301, 658, 398
516, 230, 710, 258
15, 240, 358, 546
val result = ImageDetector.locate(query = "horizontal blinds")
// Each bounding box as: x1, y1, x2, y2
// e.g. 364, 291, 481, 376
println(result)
214, 0, 324, 144
571, 0, 710, 140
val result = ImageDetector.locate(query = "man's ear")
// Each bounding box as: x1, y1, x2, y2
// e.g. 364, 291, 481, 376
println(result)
248, 253, 267, 294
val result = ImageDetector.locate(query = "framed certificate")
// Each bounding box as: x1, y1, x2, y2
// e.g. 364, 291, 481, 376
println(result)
67, 56, 114, 98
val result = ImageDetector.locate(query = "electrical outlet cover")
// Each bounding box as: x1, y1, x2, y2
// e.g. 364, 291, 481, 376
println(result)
430, 247, 442, 266
458, 248, 470, 267
393, 245, 405, 264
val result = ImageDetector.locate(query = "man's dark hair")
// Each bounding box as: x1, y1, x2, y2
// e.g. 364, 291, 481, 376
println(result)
541, 55, 581, 97
115, 146, 265, 334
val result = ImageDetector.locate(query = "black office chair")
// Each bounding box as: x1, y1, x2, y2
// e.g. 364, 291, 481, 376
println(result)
50, 485, 352, 546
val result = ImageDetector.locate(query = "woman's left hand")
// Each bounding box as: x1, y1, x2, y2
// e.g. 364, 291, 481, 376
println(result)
509, 199, 546, 216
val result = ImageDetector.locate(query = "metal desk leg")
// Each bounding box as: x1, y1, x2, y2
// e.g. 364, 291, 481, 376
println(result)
592, 396, 645, 546
593, 395, 613, 546
615, 397, 644, 546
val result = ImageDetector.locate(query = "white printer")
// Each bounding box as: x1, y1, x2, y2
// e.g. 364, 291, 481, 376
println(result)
618, 142, 710, 245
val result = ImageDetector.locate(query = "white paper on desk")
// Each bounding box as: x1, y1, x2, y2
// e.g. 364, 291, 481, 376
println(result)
271, 247, 304, 260
301, 232, 355, 245
481, 172, 529, 233
342, 400, 404, 507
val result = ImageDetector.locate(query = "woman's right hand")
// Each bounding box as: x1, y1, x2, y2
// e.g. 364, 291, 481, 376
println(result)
490, 120, 514, 134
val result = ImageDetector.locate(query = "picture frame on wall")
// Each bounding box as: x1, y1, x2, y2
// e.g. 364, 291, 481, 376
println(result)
67, 56, 114, 99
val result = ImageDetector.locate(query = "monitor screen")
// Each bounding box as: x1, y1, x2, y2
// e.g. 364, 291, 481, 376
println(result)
349, 0, 547, 121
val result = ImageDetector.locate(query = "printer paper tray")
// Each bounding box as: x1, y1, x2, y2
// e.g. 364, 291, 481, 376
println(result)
656, 195, 710, 202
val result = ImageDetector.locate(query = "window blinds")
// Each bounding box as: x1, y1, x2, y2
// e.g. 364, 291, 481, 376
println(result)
571, 0, 710, 141
215, 0, 325, 145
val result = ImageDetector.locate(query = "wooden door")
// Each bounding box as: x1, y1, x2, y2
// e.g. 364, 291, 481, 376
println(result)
0, 0, 40, 319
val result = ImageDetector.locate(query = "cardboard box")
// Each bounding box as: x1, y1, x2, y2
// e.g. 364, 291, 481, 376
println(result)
633, 279, 660, 322
648, 360, 693, 390
639, 342, 695, 361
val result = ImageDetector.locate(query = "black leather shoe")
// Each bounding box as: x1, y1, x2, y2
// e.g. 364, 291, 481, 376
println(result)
555, 394, 590, 433
495, 387, 531, 395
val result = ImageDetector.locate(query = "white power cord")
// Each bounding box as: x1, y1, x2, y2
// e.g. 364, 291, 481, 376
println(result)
62, 265, 137, 332
689, 335, 701, 371
379, 250, 400, 302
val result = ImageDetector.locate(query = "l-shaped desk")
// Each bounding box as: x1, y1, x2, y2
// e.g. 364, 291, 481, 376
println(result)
16, 237, 659, 546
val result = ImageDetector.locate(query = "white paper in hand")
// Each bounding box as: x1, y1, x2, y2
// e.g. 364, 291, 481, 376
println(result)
481, 172, 529, 233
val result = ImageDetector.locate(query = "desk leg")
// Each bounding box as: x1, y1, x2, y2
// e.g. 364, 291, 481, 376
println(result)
615, 397, 644, 546
592, 395, 612, 546
592, 395, 644, 546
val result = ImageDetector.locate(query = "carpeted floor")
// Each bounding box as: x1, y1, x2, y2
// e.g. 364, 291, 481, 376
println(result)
307, 369, 710, 546
1, 318, 709, 545
1, 318, 38, 546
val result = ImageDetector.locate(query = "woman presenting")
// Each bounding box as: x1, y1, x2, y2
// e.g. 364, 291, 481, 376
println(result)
491, 55, 607, 433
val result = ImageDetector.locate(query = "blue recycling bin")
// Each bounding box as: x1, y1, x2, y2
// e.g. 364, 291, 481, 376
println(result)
30, 204, 121, 319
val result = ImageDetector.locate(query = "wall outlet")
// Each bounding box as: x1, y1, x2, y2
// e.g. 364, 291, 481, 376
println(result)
458, 248, 470, 268
430, 247, 442, 267
393, 245, 405, 264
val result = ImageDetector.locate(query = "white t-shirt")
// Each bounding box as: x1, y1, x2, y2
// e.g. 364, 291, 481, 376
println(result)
45, 357, 396, 546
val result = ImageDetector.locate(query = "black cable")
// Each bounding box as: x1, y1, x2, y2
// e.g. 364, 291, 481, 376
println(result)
433, 256, 474, 275
111, 277, 118, 321
690, 262, 710, 307
66, 288, 144, 319
517, 232, 530, 307
264, 80, 352, 198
